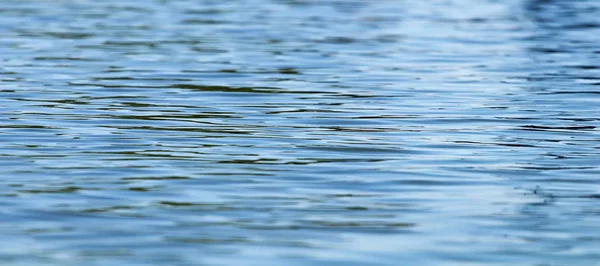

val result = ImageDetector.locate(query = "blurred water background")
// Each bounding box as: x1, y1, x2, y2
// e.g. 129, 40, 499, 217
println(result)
0, 0, 599, 265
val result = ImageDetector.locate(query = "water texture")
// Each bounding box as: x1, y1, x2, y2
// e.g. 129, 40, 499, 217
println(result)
0, 0, 599, 265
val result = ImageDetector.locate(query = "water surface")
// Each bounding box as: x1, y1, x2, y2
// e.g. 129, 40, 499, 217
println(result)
1, 0, 599, 265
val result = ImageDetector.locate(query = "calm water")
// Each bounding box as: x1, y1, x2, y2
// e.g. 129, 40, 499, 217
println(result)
1, 0, 599, 265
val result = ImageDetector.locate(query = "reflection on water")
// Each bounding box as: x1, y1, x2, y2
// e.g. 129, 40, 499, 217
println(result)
1, 0, 599, 265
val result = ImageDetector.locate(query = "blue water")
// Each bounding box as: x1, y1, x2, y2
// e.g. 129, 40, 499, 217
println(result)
0, 0, 599, 265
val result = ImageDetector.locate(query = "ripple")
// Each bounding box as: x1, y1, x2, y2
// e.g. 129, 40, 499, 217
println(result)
1, 0, 600, 265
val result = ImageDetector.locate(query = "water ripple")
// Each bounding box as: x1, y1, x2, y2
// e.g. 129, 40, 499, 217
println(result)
1, 0, 599, 265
